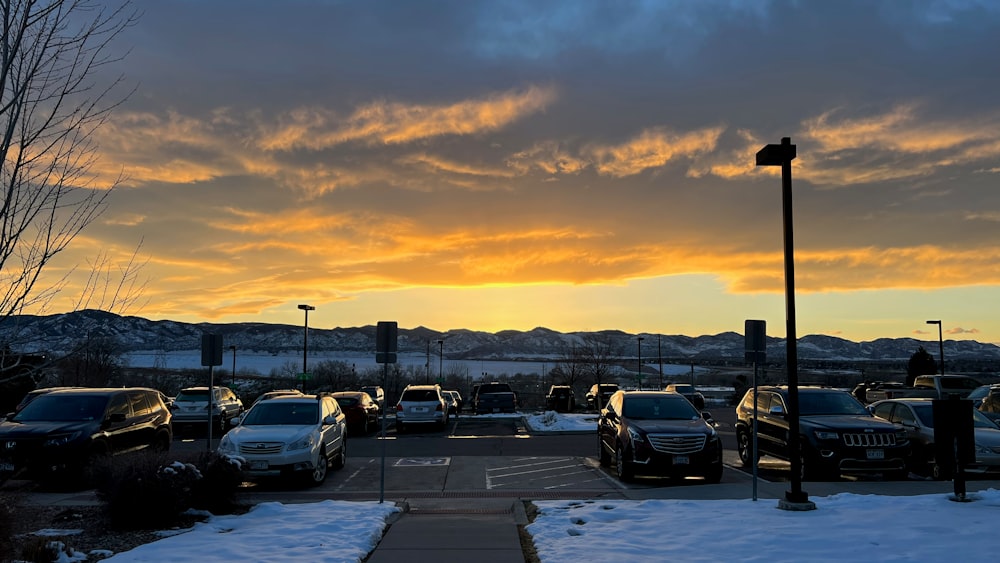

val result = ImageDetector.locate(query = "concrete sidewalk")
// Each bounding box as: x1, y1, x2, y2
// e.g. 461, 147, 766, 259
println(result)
366, 498, 529, 563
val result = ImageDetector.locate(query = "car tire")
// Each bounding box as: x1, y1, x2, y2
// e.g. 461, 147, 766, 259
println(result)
332, 438, 346, 470
305, 446, 328, 487
598, 436, 612, 467
151, 430, 172, 452
615, 444, 634, 482
736, 428, 757, 467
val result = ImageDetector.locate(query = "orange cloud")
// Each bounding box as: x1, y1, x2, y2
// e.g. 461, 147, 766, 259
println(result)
587, 126, 724, 177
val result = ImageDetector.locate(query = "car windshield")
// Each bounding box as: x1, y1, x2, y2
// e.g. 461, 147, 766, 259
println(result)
911, 404, 999, 429
401, 389, 439, 402
798, 392, 869, 416
242, 401, 318, 425
13, 394, 109, 422
623, 396, 699, 420
967, 386, 992, 400
175, 390, 209, 402
336, 397, 359, 407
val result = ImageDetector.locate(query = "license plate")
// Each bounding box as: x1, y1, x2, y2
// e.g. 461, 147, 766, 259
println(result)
673, 455, 689, 465
249, 460, 269, 470
414, 407, 427, 413
866, 449, 884, 460
0, 461, 15, 472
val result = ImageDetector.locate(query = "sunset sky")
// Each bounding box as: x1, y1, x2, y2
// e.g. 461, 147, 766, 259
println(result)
38, 0, 1000, 344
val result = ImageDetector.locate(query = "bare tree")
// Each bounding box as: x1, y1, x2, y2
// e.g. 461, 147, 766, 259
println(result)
1, 1, 139, 322
577, 334, 622, 410
0, 1, 141, 392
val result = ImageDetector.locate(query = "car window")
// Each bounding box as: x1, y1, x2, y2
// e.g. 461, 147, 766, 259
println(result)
176, 389, 209, 402
243, 401, 318, 425
872, 402, 894, 420
623, 396, 698, 420
892, 405, 916, 425
129, 391, 153, 417
402, 389, 439, 402
107, 393, 131, 419
14, 394, 109, 422
797, 392, 867, 416
336, 397, 359, 407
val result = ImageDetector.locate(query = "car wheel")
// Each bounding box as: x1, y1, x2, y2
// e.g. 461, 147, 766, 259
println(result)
332, 438, 346, 470
216, 415, 228, 435
931, 462, 946, 481
598, 436, 611, 467
615, 444, 634, 482
305, 446, 328, 486
736, 428, 756, 467
151, 430, 172, 452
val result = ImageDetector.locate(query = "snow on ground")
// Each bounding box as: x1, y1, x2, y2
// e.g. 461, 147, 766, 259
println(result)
522, 411, 598, 432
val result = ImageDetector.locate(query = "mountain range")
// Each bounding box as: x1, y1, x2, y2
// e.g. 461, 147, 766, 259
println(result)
4, 310, 1000, 364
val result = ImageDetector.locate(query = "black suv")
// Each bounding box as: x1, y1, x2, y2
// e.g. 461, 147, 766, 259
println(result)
599, 390, 723, 483
545, 385, 576, 412
0, 387, 173, 481
586, 383, 619, 410
735, 386, 909, 480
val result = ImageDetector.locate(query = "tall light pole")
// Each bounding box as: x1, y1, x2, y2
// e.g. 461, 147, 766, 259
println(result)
229, 345, 237, 386
927, 320, 944, 374
297, 304, 315, 391
437, 339, 444, 385
757, 137, 813, 510
657, 334, 663, 390
636, 336, 644, 389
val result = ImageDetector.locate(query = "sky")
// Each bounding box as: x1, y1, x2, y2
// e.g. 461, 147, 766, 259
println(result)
31, 0, 1000, 344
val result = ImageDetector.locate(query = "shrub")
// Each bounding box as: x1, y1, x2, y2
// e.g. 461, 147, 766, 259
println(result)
189, 452, 246, 514
93, 451, 201, 530
0, 492, 18, 561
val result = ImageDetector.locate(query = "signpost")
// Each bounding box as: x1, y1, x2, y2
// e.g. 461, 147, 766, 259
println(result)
745, 319, 766, 501
375, 321, 397, 503
201, 334, 223, 450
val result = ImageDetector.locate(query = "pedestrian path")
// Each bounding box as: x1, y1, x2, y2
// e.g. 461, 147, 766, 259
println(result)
366, 497, 528, 563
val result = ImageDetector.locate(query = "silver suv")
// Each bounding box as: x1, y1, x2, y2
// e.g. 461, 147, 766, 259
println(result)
395, 384, 449, 432
171, 386, 244, 433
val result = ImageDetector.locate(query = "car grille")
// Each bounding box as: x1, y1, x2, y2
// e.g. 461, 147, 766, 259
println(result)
238, 442, 285, 455
842, 433, 896, 447
647, 434, 706, 454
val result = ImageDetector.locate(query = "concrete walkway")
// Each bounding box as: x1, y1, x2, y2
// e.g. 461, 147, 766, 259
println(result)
366, 498, 528, 563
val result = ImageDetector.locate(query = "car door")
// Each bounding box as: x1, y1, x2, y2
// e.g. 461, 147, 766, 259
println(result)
103, 392, 136, 453
125, 390, 157, 450
321, 397, 345, 454
756, 392, 788, 458
598, 392, 622, 455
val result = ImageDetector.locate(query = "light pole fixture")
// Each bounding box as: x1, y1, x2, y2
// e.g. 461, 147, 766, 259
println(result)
927, 320, 944, 374
756, 137, 813, 509
229, 345, 237, 386
437, 339, 444, 384
636, 336, 644, 389
297, 304, 315, 390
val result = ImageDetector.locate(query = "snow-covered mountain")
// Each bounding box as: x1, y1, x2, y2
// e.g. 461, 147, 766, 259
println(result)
4, 309, 1000, 363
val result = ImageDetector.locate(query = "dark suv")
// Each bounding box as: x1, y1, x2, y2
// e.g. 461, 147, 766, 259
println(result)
586, 383, 619, 410
599, 390, 723, 483
545, 385, 576, 412
735, 386, 909, 480
0, 387, 172, 481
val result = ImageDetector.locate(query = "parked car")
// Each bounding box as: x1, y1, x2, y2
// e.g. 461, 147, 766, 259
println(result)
472, 382, 518, 414
395, 384, 449, 432
11, 387, 84, 415
870, 397, 1000, 479
441, 390, 460, 415
443, 390, 463, 414
0, 387, 172, 482
360, 385, 385, 409
967, 384, 994, 409
598, 390, 723, 483
331, 391, 379, 434
545, 385, 576, 412
171, 386, 244, 434
735, 386, 909, 480
217, 394, 346, 486
976, 385, 1000, 423
864, 375, 982, 403
663, 383, 706, 410
586, 383, 619, 410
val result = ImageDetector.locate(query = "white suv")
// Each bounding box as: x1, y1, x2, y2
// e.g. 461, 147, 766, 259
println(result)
171, 386, 244, 433
395, 384, 448, 432
217, 394, 347, 486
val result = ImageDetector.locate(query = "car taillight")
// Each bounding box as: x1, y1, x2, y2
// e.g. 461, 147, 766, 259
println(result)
396, 404, 403, 411
436, 403, 443, 411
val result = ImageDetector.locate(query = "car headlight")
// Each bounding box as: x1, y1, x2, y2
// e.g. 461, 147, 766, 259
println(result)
288, 432, 317, 451
218, 434, 236, 455
627, 426, 645, 445
814, 431, 839, 441
43, 432, 80, 447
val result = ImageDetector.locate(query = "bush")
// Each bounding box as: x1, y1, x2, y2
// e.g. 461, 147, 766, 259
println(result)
188, 452, 246, 514
0, 492, 18, 561
93, 451, 201, 530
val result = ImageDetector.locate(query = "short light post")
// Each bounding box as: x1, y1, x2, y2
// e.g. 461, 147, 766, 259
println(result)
927, 320, 944, 374
297, 304, 315, 391
756, 136, 814, 510
636, 336, 644, 389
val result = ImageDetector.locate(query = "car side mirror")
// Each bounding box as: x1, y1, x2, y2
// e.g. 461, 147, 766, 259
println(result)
768, 405, 785, 416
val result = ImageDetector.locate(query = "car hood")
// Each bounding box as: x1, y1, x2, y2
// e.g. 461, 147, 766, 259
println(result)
0, 420, 97, 438
629, 418, 710, 434
226, 424, 315, 443
803, 415, 896, 431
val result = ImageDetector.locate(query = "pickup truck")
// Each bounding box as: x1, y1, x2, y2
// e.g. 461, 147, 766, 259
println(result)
863, 374, 982, 403
472, 382, 518, 414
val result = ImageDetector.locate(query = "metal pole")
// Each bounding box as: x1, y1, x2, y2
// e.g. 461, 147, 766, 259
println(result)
938, 324, 945, 374
207, 365, 214, 450
657, 335, 663, 390
230, 346, 237, 387
379, 361, 388, 503
636, 336, 643, 389
438, 340, 444, 384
